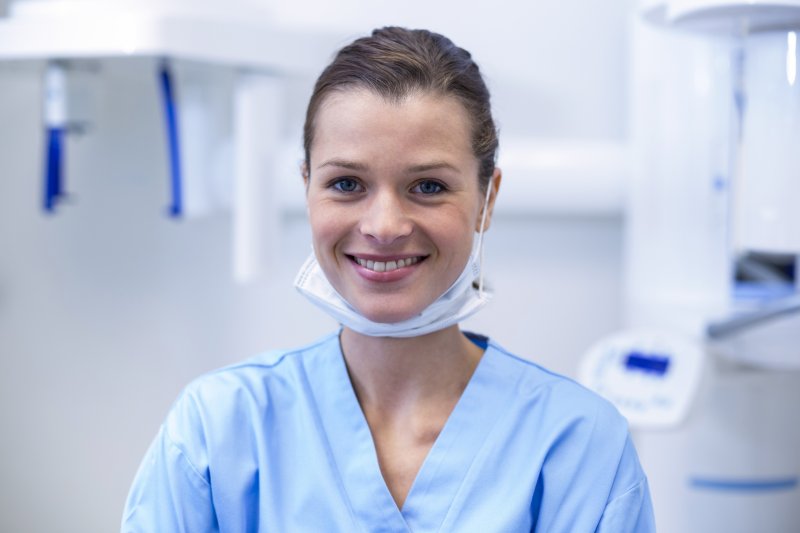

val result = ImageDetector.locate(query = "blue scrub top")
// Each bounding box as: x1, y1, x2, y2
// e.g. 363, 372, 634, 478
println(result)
122, 332, 655, 532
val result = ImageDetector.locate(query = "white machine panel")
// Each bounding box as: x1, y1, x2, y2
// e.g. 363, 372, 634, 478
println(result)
579, 329, 705, 428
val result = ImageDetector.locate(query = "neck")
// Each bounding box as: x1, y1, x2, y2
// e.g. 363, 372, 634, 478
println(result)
340, 325, 484, 414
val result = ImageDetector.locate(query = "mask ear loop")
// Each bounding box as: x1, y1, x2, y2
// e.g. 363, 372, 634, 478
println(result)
476, 175, 493, 296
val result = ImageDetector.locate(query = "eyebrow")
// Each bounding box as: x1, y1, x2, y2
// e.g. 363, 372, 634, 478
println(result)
406, 161, 459, 173
317, 159, 368, 171
317, 159, 459, 173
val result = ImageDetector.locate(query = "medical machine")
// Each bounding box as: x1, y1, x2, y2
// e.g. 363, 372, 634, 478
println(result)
580, 1, 800, 531
0, 0, 343, 282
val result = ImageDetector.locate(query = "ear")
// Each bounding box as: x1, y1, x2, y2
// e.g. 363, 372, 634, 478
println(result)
301, 161, 310, 190
476, 168, 502, 232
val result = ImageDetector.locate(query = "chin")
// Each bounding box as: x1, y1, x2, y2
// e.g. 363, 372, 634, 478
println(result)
355, 301, 424, 325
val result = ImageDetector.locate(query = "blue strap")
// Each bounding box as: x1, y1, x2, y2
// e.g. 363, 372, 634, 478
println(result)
43, 127, 64, 213
159, 62, 183, 218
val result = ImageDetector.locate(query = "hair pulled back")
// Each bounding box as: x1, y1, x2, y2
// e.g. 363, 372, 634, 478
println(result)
303, 27, 498, 190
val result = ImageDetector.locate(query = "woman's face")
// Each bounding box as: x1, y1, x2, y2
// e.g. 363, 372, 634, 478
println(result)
305, 89, 497, 324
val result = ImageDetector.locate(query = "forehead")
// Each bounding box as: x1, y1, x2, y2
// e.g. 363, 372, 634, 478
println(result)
310, 89, 476, 170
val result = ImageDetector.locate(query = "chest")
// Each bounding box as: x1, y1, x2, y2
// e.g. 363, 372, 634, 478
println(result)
371, 426, 440, 509
223, 412, 544, 533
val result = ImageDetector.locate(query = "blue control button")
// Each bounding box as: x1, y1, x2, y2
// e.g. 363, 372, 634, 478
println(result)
624, 351, 670, 376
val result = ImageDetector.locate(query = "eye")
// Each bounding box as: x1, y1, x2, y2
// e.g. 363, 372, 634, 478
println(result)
412, 180, 446, 195
331, 177, 362, 193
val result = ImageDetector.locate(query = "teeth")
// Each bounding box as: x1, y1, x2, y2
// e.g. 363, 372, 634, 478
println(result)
355, 256, 420, 272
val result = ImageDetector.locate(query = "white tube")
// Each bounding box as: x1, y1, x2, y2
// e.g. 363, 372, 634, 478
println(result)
176, 63, 235, 218
735, 31, 800, 253
44, 62, 67, 128
233, 72, 282, 283
496, 139, 628, 216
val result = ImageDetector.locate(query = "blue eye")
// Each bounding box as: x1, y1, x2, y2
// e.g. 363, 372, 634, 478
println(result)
413, 180, 445, 194
332, 178, 361, 193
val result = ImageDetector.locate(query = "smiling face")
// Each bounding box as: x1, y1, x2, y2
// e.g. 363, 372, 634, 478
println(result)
305, 89, 496, 324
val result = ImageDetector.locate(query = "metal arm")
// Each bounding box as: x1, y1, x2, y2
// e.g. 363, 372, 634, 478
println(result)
706, 295, 800, 340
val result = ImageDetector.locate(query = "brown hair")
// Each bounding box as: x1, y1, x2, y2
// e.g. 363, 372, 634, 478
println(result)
303, 26, 498, 190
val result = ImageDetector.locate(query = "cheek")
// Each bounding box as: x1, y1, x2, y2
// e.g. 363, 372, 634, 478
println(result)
309, 218, 333, 252
432, 217, 476, 263
436, 204, 479, 238
308, 206, 349, 254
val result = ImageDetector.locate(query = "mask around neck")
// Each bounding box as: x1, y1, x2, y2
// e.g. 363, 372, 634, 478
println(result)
294, 237, 491, 338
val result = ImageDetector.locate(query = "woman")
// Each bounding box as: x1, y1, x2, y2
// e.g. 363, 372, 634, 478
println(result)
123, 27, 655, 532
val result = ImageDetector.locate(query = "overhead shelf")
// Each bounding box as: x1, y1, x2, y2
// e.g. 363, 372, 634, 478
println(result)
0, 0, 342, 73
642, 0, 800, 33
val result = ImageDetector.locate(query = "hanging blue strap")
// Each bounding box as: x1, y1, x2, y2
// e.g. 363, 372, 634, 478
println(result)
158, 62, 183, 218
43, 126, 64, 213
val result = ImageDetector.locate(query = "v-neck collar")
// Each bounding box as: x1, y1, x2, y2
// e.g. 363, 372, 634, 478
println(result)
304, 332, 520, 533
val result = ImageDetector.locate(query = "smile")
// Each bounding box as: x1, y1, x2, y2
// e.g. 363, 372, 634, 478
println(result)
351, 256, 424, 273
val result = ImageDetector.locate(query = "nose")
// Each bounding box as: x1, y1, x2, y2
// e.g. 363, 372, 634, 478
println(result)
359, 190, 413, 244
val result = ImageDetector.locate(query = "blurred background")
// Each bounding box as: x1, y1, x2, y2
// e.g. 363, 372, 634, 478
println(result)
0, 0, 798, 531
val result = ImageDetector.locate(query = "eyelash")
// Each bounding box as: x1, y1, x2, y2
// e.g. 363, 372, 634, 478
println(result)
329, 177, 363, 193
411, 180, 447, 195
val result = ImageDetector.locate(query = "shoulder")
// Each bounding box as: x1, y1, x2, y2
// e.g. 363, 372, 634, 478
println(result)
178, 331, 339, 407
487, 339, 627, 435
484, 340, 653, 527
486, 339, 640, 488
162, 332, 341, 463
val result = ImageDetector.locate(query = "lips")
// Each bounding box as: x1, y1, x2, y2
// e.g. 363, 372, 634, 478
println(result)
349, 255, 425, 273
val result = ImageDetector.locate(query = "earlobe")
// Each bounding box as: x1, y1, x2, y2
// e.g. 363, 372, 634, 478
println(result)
476, 168, 502, 232
301, 162, 310, 190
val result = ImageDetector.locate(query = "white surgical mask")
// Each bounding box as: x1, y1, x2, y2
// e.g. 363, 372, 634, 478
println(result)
294, 178, 494, 338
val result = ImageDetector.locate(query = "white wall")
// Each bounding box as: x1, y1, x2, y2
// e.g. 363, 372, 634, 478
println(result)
269, 0, 630, 139
0, 1, 628, 531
